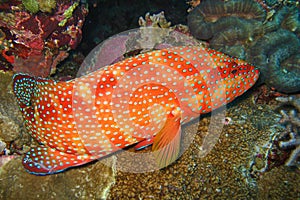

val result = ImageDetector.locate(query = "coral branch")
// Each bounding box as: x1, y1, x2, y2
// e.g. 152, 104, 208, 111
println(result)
276, 95, 300, 167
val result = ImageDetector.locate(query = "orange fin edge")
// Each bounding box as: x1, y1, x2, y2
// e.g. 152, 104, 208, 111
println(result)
152, 114, 181, 169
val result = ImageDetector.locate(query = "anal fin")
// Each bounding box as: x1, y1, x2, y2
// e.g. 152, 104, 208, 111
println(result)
23, 146, 95, 175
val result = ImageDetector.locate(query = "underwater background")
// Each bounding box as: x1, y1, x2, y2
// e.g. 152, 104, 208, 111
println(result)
0, 0, 299, 199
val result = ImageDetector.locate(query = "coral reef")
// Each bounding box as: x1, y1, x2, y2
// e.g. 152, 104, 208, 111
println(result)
78, 12, 201, 76
248, 93, 300, 174
37, 0, 56, 13
107, 92, 299, 199
276, 95, 300, 167
0, 71, 30, 157
136, 12, 202, 49
138, 11, 171, 28
187, 0, 201, 12
22, 0, 40, 13
257, 165, 300, 199
188, 0, 300, 93
22, 0, 56, 13
188, 0, 266, 40
1, 74, 298, 199
0, 157, 116, 200
79, 0, 189, 54
252, 84, 285, 105
247, 29, 300, 93
0, 0, 88, 77
0, 1, 298, 198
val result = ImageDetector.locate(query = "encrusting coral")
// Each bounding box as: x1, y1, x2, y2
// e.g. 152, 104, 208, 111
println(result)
188, 0, 300, 93
0, 1, 88, 77
22, 0, 57, 13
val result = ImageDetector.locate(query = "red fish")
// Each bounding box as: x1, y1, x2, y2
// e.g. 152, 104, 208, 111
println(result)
13, 46, 259, 175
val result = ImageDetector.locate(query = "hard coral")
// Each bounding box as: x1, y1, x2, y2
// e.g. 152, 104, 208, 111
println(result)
0, 0, 88, 77
188, 0, 300, 93
36, 0, 57, 13
247, 29, 300, 93
188, 0, 266, 40
138, 11, 171, 28
187, 0, 201, 12
22, 0, 57, 13
137, 12, 201, 50
22, 0, 39, 13
276, 95, 300, 167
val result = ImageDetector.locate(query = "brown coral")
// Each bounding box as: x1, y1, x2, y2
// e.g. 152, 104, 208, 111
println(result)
188, 0, 266, 40
188, 0, 300, 93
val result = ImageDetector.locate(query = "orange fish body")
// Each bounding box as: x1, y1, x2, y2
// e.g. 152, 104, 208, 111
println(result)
13, 46, 259, 175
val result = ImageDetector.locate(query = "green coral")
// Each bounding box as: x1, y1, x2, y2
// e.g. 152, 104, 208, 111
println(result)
58, 2, 79, 27
22, 0, 39, 13
22, 0, 56, 13
37, 0, 56, 13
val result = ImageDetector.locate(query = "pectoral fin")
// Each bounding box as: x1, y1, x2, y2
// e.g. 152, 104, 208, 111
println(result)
152, 112, 181, 169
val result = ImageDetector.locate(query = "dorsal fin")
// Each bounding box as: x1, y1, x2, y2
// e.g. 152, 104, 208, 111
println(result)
13, 74, 37, 108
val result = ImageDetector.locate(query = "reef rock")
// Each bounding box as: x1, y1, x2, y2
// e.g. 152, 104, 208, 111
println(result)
0, 1, 88, 77
0, 157, 116, 200
0, 71, 26, 143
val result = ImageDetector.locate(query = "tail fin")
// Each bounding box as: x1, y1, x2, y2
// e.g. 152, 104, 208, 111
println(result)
13, 73, 36, 109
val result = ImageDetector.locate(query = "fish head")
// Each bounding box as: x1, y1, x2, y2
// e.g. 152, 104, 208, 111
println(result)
217, 57, 260, 99
165, 46, 260, 114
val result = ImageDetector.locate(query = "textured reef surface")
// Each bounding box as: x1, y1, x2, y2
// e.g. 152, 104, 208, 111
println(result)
0, 156, 116, 199
0, 71, 30, 161
276, 95, 300, 167
0, 0, 299, 199
0, 78, 299, 199
0, 0, 88, 77
188, 0, 300, 93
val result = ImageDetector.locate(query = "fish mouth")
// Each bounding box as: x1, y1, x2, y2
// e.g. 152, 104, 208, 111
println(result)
251, 68, 260, 82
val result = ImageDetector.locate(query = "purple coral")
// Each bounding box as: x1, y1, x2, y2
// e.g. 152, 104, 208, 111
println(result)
0, 1, 88, 77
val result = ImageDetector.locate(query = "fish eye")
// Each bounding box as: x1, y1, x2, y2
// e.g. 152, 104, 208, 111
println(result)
231, 69, 238, 74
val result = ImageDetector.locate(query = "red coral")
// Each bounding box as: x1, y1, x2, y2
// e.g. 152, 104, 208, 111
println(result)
0, 1, 88, 77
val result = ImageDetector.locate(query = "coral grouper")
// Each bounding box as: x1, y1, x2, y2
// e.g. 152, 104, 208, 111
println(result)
13, 46, 259, 175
